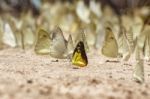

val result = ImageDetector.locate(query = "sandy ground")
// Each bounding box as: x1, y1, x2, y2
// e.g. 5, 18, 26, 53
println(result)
0, 48, 150, 99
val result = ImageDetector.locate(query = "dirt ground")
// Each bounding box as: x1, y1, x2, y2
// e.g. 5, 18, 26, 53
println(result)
0, 48, 150, 99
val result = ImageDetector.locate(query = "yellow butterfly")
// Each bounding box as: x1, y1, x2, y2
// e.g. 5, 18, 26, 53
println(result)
101, 27, 118, 58
72, 41, 88, 67
34, 29, 51, 55
49, 26, 67, 59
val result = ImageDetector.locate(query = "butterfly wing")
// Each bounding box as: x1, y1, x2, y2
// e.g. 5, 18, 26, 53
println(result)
143, 24, 150, 60
76, 1, 90, 24
23, 28, 35, 46
34, 29, 51, 54
133, 58, 144, 83
101, 27, 118, 58
75, 30, 89, 52
72, 41, 88, 67
50, 27, 67, 58
2, 23, 17, 47
121, 27, 134, 61
118, 29, 129, 58
143, 36, 150, 60
66, 34, 74, 58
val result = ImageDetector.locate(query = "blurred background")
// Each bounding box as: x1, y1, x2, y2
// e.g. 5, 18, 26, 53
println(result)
0, 0, 149, 50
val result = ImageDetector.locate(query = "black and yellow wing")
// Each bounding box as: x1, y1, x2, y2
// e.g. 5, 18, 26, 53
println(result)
72, 41, 88, 67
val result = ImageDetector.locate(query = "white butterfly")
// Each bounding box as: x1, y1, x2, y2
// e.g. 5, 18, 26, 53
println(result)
50, 26, 68, 59
75, 29, 89, 52
142, 24, 150, 60
76, 1, 90, 24
133, 46, 144, 83
2, 22, 17, 47
90, 0, 102, 17
66, 34, 74, 58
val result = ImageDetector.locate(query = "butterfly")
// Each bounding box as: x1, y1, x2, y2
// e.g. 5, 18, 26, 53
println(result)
34, 29, 51, 55
49, 26, 68, 59
76, 0, 90, 24
101, 27, 118, 58
23, 28, 35, 47
133, 49, 144, 83
72, 41, 88, 67
121, 27, 135, 61
132, 16, 144, 40
118, 27, 129, 59
3, 16, 24, 48
142, 24, 150, 60
133, 59, 144, 84
2, 22, 17, 47
66, 34, 74, 58
133, 38, 145, 83
143, 36, 150, 61
75, 29, 89, 52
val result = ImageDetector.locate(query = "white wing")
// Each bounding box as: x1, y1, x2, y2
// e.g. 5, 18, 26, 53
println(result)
2, 23, 17, 47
